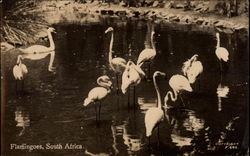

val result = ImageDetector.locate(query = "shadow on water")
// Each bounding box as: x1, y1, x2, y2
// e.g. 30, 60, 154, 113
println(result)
2, 18, 248, 156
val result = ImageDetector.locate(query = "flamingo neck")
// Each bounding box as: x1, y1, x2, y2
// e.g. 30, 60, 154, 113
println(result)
97, 78, 111, 92
216, 35, 220, 48
17, 55, 23, 64
164, 90, 177, 108
168, 90, 178, 101
151, 32, 156, 50
47, 30, 55, 51
109, 31, 115, 70
153, 74, 162, 109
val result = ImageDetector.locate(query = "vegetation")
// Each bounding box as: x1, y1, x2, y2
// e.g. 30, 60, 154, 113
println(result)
1, 0, 48, 45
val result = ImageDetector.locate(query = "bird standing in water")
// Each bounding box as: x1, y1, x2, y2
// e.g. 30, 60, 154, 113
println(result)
121, 61, 145, 108
215, 32, 229, 72
168, 74, 193, 106
105, 27, 127, 92
13, 55, 28, 92
137, 30, 156, 79
83, 75, 112, 122
182, 54, 203, 89
145, 71, 166, 144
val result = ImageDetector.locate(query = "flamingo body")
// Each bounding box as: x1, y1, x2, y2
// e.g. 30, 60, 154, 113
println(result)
145, 107, 163, 137
144, 71, 166, 138
136, 49, 156, 66
83, 75, 112, 106
186, 61, 203, 84
121, 61, 145, 94
215, 33, 229, 62
83, 87, 110, 106
13, 63, 28, 80
169, 74, 192, 93
215, 47, 229, 62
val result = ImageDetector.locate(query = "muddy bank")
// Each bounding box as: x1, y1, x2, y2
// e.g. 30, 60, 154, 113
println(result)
40, 1, 248, 34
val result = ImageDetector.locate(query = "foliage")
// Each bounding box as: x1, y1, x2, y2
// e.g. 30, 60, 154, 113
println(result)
1, 0, 48, 45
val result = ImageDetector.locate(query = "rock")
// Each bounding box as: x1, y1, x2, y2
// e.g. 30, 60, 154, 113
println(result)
152, 1, 159, 7
1, 42, 15, 52
175, 3, 186, 9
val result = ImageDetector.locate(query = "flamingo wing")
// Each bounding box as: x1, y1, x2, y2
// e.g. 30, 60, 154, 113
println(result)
84, 87, 108, 106
216, 47, 229, 62
169, 75, 192, 92
137, 49, 156, 66
186, 61, 203, 84
13, 65, 23, 80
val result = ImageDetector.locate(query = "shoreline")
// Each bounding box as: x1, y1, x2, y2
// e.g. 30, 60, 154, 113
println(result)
40, 1, 248, 33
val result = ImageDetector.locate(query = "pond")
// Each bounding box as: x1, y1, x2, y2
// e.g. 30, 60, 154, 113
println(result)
2, 18, 249, 156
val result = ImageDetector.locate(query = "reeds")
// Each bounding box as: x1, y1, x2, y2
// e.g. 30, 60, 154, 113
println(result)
1, 0, 48, 45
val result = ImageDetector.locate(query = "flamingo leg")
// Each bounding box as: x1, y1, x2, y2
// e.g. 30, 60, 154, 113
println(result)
157, 125, 160, 146
116, 73, 119, 94
179, 93, 185, 107
148, 136, 151, 147
148, 62, 151, 80
219, 60, 223, 74
94, 102, 97, 123
15, 80, 18, 94
98, 101, 101, 121
133, 85, 136, 110
22, 79, 24, 92
198, 78, 201, 91
127, 86, 130, 109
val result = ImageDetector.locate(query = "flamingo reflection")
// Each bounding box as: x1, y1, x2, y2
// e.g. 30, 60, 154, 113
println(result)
15, 106, 30, 136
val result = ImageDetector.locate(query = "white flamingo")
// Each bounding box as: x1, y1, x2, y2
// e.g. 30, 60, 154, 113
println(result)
19, 27, 56, 53
13, 55, 28, 91
168, 74, 193, 106
105, 27, 127, 92
136, 30, 156, 78
121, 61, 145, 108
145, 71, 166, 143
182, 54, 203, 84
83, 75, 112, 122
215, 32, 229, 72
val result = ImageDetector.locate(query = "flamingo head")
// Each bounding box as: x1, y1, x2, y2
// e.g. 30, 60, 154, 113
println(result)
48, 27, 56, 33
216, 33, 220, 39
153, 71, 166, 78
97, 75, 112, 89
192, 54, 199, 61
105, 27, 114, 34
83, 98, 92, 106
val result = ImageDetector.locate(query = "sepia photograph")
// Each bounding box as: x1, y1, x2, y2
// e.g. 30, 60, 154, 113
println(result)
1, 0, 249, 155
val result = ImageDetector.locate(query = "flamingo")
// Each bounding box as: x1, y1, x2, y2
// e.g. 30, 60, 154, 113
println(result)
13, 55, 28, 91
105, 27, 127, 92
168, 74, 193, 106
121, 61, 145, 108
136, 30, 156, 79
83, 75, 112, 122
144, 71, 166, 144
19, 27, 56, 53
215, 32, 229, 72
182, 54, 203, 88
